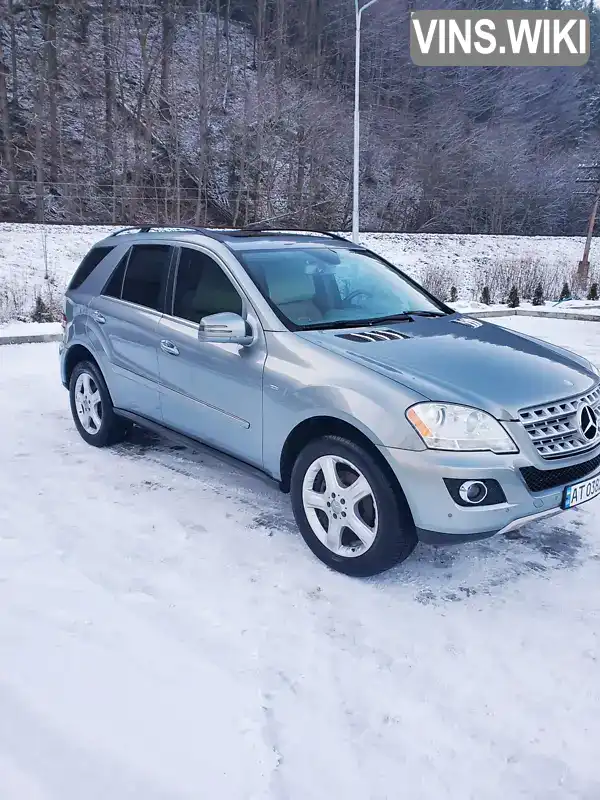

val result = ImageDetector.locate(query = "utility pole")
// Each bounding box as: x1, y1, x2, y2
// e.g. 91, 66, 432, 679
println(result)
575, 163, 600, 288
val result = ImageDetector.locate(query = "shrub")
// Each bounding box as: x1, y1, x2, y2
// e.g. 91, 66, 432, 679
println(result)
480, 286, 491, 305
31, 294, 55, 323
474, 257, 570, 306
420, 265, 453, 301
532, 283, 544, 306
450, 286, 458, 302
559, 282, 571, 302
0, 269, 64, 324
508, 285, 520, 308
588, 283, 599, 301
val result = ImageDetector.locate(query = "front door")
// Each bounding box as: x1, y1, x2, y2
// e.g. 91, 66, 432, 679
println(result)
157, 246, 266, 468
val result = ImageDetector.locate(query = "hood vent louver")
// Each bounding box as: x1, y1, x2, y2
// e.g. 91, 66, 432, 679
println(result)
336, 328, 410, 343
452, 317, 482, 329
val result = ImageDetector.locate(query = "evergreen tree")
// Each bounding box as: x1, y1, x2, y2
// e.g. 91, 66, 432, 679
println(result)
31, 295, 53, 323
532, 283, 544, 306
481, 286, 491, 305
559, 282, 571, 302
508, 285, 520, 308
588, 283, 599, 301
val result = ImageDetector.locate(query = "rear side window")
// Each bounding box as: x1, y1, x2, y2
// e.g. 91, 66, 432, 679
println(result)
103, 245, 172, 310
68, 246, 114, 291
121, 245, 172, 311
102, 252, 129, 299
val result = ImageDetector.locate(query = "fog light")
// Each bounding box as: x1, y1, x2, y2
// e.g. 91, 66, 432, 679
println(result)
458, 480, 488, 505
444, 478, 506, 507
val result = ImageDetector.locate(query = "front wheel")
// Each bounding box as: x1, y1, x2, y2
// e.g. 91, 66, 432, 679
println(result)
290, 436, 417, 576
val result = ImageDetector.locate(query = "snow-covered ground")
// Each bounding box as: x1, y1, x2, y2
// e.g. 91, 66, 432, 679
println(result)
357, 231, 598, 290
0, 321, 63, 338
1, 316, 600, 799
452, 299, 600, 317
1, 223, 598, 322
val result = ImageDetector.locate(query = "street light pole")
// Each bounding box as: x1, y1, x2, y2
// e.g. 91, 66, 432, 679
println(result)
352, 0, 379, 244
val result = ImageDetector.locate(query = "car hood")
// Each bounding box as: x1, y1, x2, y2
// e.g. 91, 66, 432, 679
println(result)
297, 315, 597, 419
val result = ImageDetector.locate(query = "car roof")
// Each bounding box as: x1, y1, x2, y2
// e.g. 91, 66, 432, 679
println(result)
96, 226, 360, 252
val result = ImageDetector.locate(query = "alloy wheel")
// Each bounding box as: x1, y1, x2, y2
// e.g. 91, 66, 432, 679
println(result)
74, 372, 103, 435
301, 455, 378, 557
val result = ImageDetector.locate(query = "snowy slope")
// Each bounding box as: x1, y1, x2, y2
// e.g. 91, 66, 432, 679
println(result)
357, 231, 598, 286
0, 316, 599, 798
0, 223, 598, 322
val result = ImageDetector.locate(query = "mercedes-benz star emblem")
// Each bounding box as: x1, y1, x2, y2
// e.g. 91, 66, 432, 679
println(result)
579, 404, 598, 442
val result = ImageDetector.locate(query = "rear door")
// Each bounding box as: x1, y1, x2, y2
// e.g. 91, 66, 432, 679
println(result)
157, 245, 266, 467
87, 244, 174, 421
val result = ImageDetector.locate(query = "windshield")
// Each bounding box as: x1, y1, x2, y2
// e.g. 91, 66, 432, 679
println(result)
238, 246, 447, 329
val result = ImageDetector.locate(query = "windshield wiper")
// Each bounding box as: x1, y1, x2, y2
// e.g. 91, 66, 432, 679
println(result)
363, 313, 415, 326
404, 310, 447, 317
299, 310, 448, 331
301, 314, 413, 331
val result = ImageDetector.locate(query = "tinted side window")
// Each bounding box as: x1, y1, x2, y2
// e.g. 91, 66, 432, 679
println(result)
172, 248, 242, 323
102, 251, 129, 298
68, 246, 115, 291
121, 245, 172, 311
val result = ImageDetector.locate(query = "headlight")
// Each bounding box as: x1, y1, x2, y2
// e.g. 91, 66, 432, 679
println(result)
406, 403, 518, 453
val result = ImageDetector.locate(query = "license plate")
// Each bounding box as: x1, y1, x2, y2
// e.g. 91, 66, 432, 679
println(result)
563, 473, 600, 509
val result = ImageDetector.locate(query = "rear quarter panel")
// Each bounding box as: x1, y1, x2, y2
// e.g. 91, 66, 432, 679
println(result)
62, 242, 131, 397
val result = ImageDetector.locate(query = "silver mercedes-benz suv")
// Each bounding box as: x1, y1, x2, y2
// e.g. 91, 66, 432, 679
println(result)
60, 227, 600, 576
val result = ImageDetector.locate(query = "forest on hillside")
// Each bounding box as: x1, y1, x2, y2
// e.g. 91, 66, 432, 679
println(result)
0, 0, 599, 234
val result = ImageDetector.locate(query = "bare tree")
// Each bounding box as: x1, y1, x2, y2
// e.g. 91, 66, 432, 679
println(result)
159, 0, 174, 119
0, 41, 19, 210
40, 0, 59, 183
1, 0, 599, 234
102, 0, 115, 164
7, 0, 19, 105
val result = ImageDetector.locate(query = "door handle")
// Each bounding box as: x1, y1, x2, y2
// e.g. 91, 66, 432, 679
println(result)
92, 311, 106, 324
160, 339, 180, 356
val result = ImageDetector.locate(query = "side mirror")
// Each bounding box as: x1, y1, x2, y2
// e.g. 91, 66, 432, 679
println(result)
198, 312, 254, 346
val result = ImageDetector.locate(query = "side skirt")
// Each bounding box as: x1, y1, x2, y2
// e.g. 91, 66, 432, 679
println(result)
114, 408, 280, 491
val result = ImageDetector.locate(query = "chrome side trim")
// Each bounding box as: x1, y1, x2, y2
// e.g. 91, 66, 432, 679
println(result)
497, 507, 564, 536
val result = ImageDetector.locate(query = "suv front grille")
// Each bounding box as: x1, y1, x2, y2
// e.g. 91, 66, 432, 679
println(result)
521, 453, 600, 493
518, 384, 600, 459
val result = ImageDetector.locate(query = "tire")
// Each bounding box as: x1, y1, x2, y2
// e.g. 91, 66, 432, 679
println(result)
290, 435, 417, 577
69, 360, 129, 448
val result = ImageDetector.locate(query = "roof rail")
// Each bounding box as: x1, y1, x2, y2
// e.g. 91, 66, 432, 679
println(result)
239, 228, 351, 242
109, 226, 146, 236
293, 229, 351, 242
107, 226, 353, 242
109, 225, 211, 237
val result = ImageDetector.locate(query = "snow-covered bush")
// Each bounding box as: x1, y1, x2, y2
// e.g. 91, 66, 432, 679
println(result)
508, 285, 520, 308
420, 265, 453, 301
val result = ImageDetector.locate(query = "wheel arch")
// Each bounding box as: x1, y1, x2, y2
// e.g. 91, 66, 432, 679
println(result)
279, 415, 402, 496
64, 344, 102, 386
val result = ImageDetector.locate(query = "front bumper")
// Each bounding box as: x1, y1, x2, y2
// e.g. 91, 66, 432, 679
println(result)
415, 507, 564, 545
381, 436, 600, 544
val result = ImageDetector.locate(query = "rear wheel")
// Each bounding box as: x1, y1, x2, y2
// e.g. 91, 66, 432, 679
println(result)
291, 435, 417, 576
69, 360, 129, 447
